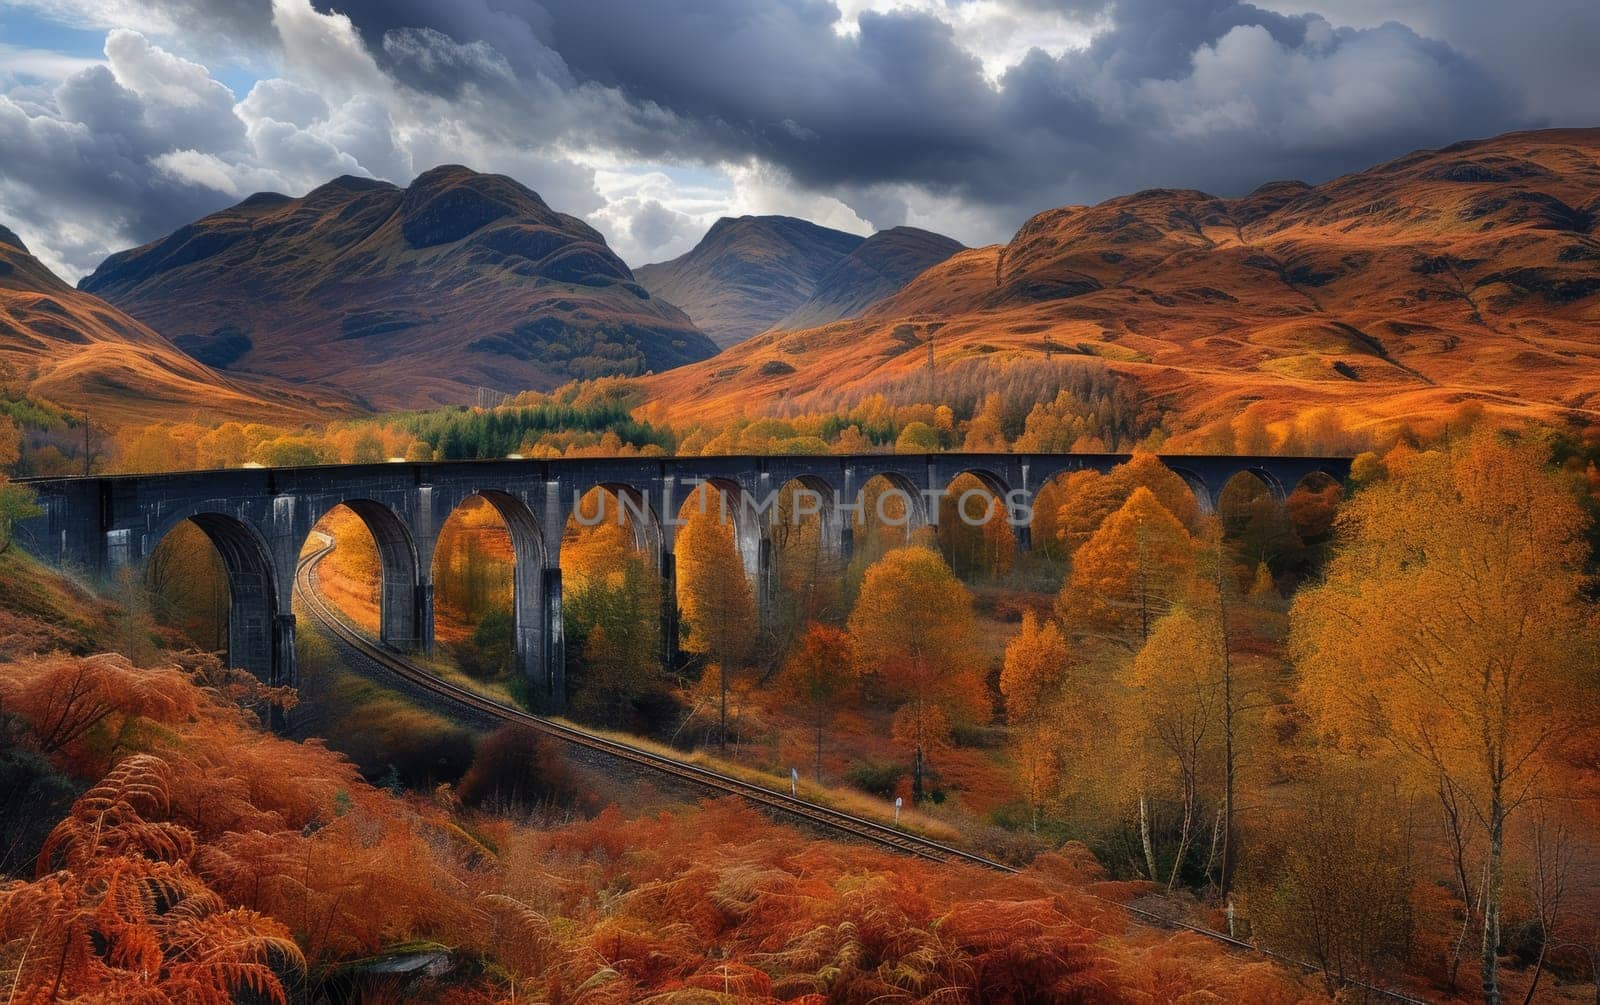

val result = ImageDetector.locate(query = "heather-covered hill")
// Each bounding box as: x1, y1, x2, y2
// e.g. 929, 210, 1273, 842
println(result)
643, 128, 1600, 434
80, 167, 718, 410
635, 215, 960, 347
0, 225, 337, 426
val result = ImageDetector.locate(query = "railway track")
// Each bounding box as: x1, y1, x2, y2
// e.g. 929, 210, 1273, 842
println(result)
295, 538, 1008, 871
294, 537, 1429, 1004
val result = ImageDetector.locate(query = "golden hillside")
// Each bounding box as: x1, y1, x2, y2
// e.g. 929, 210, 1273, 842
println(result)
643, 128, 1600, 434
0, 226, 342, 426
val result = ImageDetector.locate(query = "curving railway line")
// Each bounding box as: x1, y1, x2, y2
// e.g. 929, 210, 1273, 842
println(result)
294, 536, 1428, 1004
296, 537, 1008, 870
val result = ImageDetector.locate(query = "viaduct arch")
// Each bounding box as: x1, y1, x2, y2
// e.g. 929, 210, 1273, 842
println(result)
15, 452, 1349, 714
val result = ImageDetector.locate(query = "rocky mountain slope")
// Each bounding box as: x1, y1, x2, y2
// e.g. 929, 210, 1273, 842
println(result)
643, 128, 1600, 434
635, 216, 960, 348
0, 226, 337, 425
80, 167, 718, 410
774, 226, 966, 332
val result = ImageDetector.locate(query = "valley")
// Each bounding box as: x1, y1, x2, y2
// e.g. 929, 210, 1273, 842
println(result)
3, 124, 1600, 1005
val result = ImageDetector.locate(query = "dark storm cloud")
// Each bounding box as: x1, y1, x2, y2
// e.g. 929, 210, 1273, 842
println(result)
0, 0, 1577, 276
989, 14, 1526, 203
309, 0, 1533, 220
326, 0, 1002, 187
1276, 0, 1600, 123
1081, 0, 1312, 80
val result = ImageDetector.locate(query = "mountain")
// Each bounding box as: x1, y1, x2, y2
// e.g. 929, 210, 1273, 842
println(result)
0, 225, 338, 426
80, 167, 718, 410
634, 216, 961, 348
643, 128, 1600, 432
774, 226, 966, 332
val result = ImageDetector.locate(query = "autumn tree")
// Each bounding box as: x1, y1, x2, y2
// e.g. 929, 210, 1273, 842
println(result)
1000, 611, 1070, 725
1062, 487, 1198, 642
770, 481, 845, 654
1051, 454, 1203, 559
1029, 477, 1072, 560
1249, 769, 1420, 996
848, 545, 986, 802
0, 416, 39, 553
1, 414, 19, 471
1216, 474, 1301, 578
1001, 612, 1072, 830
1286, 474, 1342, 545
775, 624, 858, 782
676, 485, 758, 745
937, 473, 1016, 581
563, 516, 661, 726
960, 393, 1007, 451
113, 424, 196, 473
1291, 430, 1596, 1005
1199, 529, 1251, 898
1108, 452, 1202, 531
194, 422, 254, 469
894, 421, 941, 453
350, 428, 385, 463
1125, 607, 1225, 888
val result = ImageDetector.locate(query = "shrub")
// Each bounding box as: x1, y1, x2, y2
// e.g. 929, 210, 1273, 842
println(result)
457, 725, 586, 814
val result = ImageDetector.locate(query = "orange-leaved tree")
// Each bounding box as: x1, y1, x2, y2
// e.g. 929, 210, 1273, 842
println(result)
675, 484, 758, 745
1051, 470, 1127, 557
1109, 452, 1202, 531
1000, 610, 1071, 725
1291, 430, 1596, 1005
1051, 454, 1205, 559
847, 545, 986, 803
1000, 611, 1074, 830
1062, 486, 1198, 643
775, 623, 857, 783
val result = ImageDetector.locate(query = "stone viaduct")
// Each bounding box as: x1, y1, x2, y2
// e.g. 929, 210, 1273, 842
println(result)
15, 453, 1348, 712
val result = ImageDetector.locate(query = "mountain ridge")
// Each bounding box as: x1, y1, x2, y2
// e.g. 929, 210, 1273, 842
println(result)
641, 128, 1600, 435
775, 226, 966, 332
81, 165, 719, 410
635, 215, 961, 348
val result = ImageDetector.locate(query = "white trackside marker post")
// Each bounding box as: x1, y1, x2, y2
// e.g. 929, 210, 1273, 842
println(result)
894, 796, 902, 826
790, 767, 798, 796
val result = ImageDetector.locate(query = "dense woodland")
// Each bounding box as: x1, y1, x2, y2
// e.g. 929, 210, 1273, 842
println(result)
3, 360, 1600, 1002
